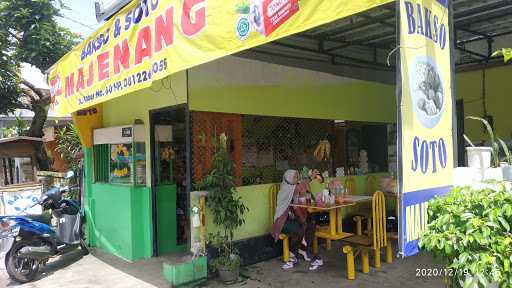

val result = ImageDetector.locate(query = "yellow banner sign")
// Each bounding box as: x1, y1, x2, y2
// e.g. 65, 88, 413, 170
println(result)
398, 0, 455, 256
48, 0, 393, 116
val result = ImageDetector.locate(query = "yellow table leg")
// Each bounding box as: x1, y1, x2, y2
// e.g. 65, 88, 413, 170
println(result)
361, 249, 370, 274
337, 208, 343, 233
326, 208, 337, 251
326, 239, 332, 250
313, 236, 318, 255
386, 243, 393, 263
329, 209, 337, 236
283, 237, 290, 262
374, 248, 381, 269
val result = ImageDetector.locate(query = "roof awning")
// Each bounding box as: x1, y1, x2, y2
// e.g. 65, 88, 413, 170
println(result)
48, 0, 393, 116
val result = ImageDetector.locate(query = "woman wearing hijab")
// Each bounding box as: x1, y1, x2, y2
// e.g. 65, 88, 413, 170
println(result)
272, 169, 324, 270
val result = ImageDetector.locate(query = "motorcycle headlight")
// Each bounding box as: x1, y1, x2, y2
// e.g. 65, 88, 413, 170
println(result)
0, 220, 19, 239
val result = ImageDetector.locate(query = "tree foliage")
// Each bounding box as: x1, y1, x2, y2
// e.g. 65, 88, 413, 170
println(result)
0, 0, 79, 169
55, 124, 82, 171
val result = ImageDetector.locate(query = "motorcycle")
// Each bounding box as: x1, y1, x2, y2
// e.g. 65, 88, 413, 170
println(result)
0, 171, 88, 283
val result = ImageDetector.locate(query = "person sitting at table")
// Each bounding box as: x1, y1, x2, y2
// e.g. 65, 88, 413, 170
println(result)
295, 179, 324, 271
272, 169, 323, 270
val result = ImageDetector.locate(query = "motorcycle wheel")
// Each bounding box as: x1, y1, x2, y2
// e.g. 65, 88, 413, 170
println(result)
5, 240, 40, 283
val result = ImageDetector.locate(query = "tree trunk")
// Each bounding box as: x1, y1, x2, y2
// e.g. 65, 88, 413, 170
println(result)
28, 99, 50, 171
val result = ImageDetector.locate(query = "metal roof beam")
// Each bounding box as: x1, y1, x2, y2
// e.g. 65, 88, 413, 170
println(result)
454, 0, 512, 19
320, 12, 395, 39
457, 28, 490, 39
457, 29, 512, 44
268, 41, 393, 70
456, 5, 512, 26
456, 46, 489, 59
359, 13, 396, 30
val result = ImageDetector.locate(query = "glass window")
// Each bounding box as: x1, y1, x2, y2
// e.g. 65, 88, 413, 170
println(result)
134, 142, 146, 185
157, 142, 175, 184
110, 143, 133, 184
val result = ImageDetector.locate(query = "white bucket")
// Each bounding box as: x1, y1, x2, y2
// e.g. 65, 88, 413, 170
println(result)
466, 147, 492, 169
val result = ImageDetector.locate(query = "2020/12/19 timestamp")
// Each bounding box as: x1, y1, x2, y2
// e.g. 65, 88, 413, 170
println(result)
416, 268, 469, 278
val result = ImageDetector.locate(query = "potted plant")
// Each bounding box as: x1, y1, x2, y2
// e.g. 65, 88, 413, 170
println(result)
498, 138, 512, 181
464, 116, 502, 180
197, 133, 248, 283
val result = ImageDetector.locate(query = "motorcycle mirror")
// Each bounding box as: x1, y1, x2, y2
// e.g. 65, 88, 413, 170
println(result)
65, 171, 75, 179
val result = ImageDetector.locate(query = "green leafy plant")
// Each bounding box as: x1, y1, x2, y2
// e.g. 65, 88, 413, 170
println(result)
465, 116, 500, 168
235, 0, 250, 14
420, 184, 512, 288
498, 138, 512, 165
197, 133, 248, 272
1, 114, 29, 137
492, 48, 512, 63
55, 124, 82, 171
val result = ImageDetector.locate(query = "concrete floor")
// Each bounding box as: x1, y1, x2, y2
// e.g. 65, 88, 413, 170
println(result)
0, 244, 445, 288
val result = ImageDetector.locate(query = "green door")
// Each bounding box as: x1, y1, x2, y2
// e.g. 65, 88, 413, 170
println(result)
156, 183, 179, 254
152, 108, 189, 255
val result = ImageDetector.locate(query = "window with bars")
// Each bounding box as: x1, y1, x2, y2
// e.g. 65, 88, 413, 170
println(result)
191, 112, 335, 187
241, 116, 334, 185
93, 144, 109, 183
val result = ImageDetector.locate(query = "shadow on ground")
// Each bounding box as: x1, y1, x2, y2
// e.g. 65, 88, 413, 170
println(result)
2, 249, 86, 287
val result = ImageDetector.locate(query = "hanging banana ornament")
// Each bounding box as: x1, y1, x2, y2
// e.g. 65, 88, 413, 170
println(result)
314, 140, 331, 161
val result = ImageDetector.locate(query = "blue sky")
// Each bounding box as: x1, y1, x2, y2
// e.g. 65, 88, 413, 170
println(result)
56, 0, 102, 37
21, 1, 103, 90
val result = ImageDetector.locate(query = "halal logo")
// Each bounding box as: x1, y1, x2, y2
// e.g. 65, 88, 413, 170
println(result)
236, 16, 251, 40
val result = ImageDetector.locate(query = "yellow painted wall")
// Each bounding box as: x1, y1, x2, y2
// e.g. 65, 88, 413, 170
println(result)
189, 57, 396, 123
457, 65, 512, 141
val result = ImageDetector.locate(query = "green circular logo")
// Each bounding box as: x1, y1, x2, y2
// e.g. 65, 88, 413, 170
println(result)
236, 16, 250, 40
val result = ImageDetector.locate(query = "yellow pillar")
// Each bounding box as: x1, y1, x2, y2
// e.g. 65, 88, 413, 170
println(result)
361, 249, 370, 274
386, 243, 393, 263
343, 246, 355, 280
283, 238, 290, 262
374, 248, 381, 268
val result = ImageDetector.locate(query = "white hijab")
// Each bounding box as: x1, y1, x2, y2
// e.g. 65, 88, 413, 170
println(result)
274, 170, 297, 221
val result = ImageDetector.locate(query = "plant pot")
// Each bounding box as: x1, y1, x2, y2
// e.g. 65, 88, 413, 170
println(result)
217, 265, 239, 283
501, 165, 512, 181
466, 147, 492, 169
483, 167, 503, 181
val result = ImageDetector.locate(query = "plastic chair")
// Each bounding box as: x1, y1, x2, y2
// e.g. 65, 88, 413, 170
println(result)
367, 175, 377, 195
344, 176, 357, 194
269, 184, 290, 262
342, 191, 391, 280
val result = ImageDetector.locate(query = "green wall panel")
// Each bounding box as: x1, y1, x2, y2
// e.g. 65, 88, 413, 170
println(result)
131, 186, 153, 259
83, 148, 153, 261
